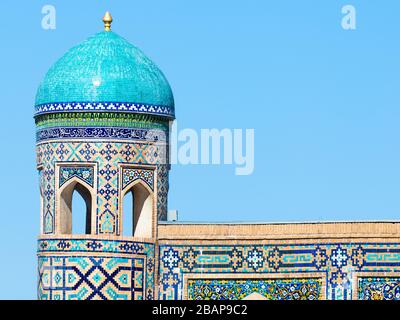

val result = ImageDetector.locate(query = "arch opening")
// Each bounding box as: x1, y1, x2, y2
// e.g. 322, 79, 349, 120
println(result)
59, 181, 92, 235
122, 182, 153, 238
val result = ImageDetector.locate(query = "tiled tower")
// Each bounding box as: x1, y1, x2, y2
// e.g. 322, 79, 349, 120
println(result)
36, 12, 174, 300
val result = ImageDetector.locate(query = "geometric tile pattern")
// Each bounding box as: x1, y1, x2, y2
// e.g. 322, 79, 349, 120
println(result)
187, 278, 322, 300
159, 243, 400, 300
157, 165, 169, 219
38, 256, 145, 300
35, 102, 175, 119
122, 168, 154, 191
59, 166, 94, 187
38, 238, 155, 300
358, 277, 400, 300
36, 140, 169, 234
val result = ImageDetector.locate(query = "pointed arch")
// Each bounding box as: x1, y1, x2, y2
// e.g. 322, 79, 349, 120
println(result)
59, 178, 93, 235
122, 179, 154, 238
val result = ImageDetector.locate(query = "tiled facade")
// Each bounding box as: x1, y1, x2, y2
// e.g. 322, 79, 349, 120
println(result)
34, 16, 400, 301
37, 230, 400, 300
157, 240, 400, 300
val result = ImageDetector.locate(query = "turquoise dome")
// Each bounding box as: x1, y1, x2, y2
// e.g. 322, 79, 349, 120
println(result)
35, 31, 174, 118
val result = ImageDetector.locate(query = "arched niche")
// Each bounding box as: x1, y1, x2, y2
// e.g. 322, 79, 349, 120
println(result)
59, 179, 93, 235
122, 180, 153, 238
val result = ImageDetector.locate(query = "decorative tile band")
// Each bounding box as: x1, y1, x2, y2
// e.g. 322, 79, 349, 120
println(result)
36, 127, 167, 142
122, 168, 154, 191
187, 278, 322, 300
34, 102, 175, 118
35, 112, 169, 131
38, 238, 154, 255
59, 166, 94, 187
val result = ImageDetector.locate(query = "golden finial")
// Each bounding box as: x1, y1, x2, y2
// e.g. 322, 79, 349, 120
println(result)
102, 11, 113, 31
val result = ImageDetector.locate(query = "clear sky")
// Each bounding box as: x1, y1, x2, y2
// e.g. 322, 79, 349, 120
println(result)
1, 0, 400, 299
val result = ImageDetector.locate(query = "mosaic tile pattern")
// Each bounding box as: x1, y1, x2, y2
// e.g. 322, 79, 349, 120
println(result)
38, 238, 155, 300
159, 243, 400, 300
122, 168, 154, 191
59, 166, 94, 187
187, 278, 322, 300
38, 256, 145, 300
358, 277, 400, 300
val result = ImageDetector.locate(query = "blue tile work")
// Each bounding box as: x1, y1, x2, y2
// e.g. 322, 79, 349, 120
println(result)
59, 166, 94, 187
358, 277, 400, 300
34, 24, 175, 301
38, 238, 155, 300
36, 140, 169, 234
122, 168, 154, 191
158, 243, 400, 300
187, 278, 322, 300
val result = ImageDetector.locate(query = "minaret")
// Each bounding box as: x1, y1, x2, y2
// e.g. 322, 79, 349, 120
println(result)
35, 13, 174, 300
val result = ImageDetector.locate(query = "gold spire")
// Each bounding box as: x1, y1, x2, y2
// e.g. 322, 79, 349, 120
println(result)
102, 11, 113, 31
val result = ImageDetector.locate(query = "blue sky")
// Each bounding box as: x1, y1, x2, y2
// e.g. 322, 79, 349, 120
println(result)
1, 0, 400, 298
